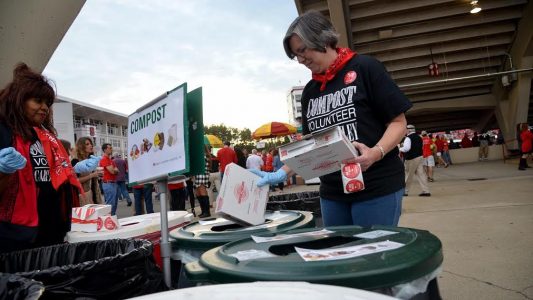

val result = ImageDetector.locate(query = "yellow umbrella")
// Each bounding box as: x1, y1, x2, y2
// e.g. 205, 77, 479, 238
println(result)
252, 122, 297, 140
204, 134, 223, 148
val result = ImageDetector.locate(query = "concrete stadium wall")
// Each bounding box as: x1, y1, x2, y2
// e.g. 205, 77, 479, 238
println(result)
449, 145, 504, 164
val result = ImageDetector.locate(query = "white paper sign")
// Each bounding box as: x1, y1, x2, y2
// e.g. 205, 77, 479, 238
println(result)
127, 84, 187, 183
229, 249, 277, 261
251, 229, 335, 243
354, 230, 398, 239
295, 240, 404, 262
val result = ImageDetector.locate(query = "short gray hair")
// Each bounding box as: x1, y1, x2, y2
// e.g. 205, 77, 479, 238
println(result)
283, 11, 340, 59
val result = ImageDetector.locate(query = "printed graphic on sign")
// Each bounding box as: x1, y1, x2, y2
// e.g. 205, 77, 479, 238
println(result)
128, 84, 187, 183
234, 182, 249, 204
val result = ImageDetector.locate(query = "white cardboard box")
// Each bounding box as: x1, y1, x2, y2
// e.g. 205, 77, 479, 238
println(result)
71, 204, 112, 233
214, 163, 269, 225
279, 126, 358, 180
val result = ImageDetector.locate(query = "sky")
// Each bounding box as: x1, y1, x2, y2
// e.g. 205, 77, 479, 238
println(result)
43, 0, 310, 131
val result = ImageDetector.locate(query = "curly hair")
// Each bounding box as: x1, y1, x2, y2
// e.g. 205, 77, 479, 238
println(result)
0, 63, 57, 141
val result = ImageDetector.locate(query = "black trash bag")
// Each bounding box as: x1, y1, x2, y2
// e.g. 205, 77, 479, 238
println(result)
0, 239, 167, 300
268, 192, 322, 226
0, 273, 44, 300
268, 192, 321, 215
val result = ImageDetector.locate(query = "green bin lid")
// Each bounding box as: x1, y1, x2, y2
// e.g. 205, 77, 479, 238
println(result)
170, 210, 315, 251
185, 225, 443, 290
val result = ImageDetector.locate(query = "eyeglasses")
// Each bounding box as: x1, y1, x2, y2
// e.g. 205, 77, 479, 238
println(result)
291, 45, 309, 61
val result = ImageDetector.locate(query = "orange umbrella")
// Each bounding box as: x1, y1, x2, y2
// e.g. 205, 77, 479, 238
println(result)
252, 122, 297, 140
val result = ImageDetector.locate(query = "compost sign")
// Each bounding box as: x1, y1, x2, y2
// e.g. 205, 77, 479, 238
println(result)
127, 83, 188, 183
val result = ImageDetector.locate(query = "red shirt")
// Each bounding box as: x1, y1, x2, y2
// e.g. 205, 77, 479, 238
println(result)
521, 130, 533, 153
461, 136, 473, 148
442, 139, 449, 151
264, 153, 273, 172
100, 155, 117, 182
217, 146, 237, 174
422, 136, 433, 158
435, 139, 444, 152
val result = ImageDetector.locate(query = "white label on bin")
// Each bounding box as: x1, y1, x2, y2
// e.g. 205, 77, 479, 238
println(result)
295, 240, 404, 262
229, 249, 277, 261
251, 229, 335, 243
198, 218, 233, 226
354, 230, 398, 239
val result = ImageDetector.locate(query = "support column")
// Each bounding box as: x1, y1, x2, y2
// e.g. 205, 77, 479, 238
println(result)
493, 1, 533, 149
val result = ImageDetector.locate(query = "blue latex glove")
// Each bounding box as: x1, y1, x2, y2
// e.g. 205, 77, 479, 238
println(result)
74, 155, 101, 173
249, 168, 287, 187
0, 147, 27, 174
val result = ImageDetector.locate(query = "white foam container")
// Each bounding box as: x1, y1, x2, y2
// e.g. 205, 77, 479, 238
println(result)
67, 211, 193, 243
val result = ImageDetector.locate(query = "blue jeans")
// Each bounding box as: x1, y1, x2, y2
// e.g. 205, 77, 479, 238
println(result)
133, 186, 154, 215
102, 182, 119, 215
442, 151, 452, 165
116, 181, 131, 203
320, 189, 404, 227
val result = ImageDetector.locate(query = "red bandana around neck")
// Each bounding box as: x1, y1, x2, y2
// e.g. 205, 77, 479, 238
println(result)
312, 47, 357, 91
34, 127, 82, 192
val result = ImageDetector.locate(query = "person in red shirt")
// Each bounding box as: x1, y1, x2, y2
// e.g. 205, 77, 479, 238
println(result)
99, 143, 119, 215
264, 149, 274, 172
440, 135, 452, 165
421, 131, 435, 182
460, 135, 473, 148
518, 123, 533, 170
434, 135, 448, 168
216, 141, 237, 183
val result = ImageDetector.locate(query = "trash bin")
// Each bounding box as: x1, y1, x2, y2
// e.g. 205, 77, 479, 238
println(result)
170, 210, 315, 288
185, 225, 443, 300
0, 273, 44, 300
267, 192, 322, 226
129, 281, 397, 300
67, 211, 192, 268
0, 239, 166, 299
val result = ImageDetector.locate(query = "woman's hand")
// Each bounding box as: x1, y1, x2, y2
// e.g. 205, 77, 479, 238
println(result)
345, 142, 382, 172
0, 147, 27, 174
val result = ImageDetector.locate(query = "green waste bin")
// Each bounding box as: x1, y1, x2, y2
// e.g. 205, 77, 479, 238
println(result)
185, 225, 443, 299
170, 210, 315, 288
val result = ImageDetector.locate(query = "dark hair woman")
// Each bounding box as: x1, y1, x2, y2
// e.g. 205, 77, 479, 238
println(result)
0, 63, 82, 253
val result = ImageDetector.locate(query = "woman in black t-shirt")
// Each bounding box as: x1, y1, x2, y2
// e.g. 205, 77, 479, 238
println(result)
251, 11, 411, 227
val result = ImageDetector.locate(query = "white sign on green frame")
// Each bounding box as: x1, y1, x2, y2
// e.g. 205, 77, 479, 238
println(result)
127, 83, 189, 184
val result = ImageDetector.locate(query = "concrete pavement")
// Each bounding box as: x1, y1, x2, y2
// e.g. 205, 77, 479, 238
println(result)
115, 159, 533, 299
